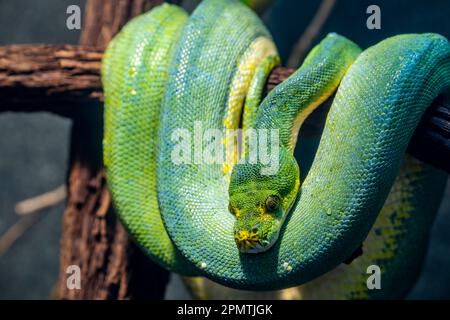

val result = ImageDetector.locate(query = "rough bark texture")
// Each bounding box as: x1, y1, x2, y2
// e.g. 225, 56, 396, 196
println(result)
408, 93, 450, 174
0, 0, 449, 301
56, 0, 169, 300
0, 45, 102, 116
80, 0, 181, 50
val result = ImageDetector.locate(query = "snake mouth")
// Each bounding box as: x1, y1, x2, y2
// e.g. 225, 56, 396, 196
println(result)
235, 230, 275, 253
237, 240, 267, 253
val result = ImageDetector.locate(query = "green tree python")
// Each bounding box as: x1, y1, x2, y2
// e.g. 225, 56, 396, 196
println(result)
102, 0, 450, 299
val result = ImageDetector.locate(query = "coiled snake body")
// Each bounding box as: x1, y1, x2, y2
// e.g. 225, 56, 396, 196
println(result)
102, 0, 450, 298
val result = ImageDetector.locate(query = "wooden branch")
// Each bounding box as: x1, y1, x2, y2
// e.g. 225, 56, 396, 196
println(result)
0, 214, 42, 257
2, 44, 448, 173
55, 0, 169, 300
80, 0, 176, 50
15, 185, 66, 215
267, 69, 450, 174
0, 44, 102, 116
408, 93, 450, 173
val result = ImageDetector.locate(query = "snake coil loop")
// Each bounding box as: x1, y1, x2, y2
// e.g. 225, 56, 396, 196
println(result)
102, 0, 450, 298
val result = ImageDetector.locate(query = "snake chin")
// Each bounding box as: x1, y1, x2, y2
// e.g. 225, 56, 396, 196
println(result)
240, 242, 271, 254
236, 236, 276, 254
234, 226, 280, 253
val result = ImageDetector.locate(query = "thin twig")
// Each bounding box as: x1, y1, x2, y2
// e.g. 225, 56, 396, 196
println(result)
0, 185, 66, 257
286, 0, 336, 68
15, 185, 66, 215
0, 214, 42, 257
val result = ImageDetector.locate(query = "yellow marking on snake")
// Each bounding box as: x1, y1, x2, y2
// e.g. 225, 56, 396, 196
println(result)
223, 36, 278, 176
297, 155, 421, 299
242, 54, 280, 131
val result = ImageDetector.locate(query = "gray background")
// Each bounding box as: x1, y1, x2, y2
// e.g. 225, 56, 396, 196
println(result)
0, 0, 449, 299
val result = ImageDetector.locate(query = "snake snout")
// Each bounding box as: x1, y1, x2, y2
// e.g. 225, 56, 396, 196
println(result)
234, 229, 270, 253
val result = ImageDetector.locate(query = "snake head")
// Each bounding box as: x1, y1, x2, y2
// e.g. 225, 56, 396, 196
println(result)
228, 147, 300, 253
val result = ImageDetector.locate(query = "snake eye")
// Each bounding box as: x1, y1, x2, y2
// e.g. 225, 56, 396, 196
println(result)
265, 195, 280, 212
228, 204, 236, 215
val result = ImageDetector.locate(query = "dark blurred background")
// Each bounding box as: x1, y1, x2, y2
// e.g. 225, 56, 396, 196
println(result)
0, 0, 449, 299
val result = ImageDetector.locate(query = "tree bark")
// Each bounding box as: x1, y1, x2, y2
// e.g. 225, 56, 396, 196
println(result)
0, 45, 102, 116
2, 42, 448, 173
56, 0, 169, 300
